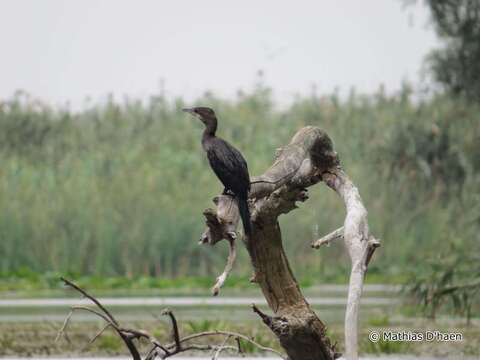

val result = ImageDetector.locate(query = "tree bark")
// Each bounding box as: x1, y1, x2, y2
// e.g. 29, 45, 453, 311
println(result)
200, 126, 379, 360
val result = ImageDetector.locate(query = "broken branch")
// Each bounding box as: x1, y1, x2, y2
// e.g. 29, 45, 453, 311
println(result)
59, 278, 283, 359
212, 238, 236, 296
312, 226, 344, 248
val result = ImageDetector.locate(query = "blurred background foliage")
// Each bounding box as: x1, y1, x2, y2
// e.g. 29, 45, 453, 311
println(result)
0, 83, 479, 285
423, 0, 480, 101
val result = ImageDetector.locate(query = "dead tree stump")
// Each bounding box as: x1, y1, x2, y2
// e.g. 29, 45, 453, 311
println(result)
201, 126, 380, 360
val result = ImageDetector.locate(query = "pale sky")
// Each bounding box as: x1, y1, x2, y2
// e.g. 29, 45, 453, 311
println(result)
0, 0, 438, 109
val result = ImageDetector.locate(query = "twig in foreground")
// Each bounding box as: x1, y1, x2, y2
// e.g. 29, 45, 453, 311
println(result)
58, 277, 285, 359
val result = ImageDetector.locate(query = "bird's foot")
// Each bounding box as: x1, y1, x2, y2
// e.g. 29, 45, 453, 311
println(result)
222, 188, 235, 196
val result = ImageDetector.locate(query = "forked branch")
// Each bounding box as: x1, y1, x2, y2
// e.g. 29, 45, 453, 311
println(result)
58, 278, 284, 359
316, 169, 381, 360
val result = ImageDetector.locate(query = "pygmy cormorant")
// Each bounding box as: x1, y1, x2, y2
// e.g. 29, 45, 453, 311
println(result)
183, 107, 252, 236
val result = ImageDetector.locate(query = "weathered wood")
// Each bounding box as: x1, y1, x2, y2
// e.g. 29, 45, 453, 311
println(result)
321, 170, 380, 360
201, 126, 378, 360
311, 226, 344, 248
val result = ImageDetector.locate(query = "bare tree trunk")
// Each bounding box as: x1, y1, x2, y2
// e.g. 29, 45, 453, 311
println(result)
201, 127, 379, 360
248, 219, 335, 360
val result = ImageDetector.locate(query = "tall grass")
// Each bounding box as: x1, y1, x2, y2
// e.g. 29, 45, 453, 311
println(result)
0, 86, 478, 282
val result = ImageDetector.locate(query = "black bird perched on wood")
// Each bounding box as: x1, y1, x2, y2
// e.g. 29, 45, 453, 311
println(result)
183, 107, 252, 236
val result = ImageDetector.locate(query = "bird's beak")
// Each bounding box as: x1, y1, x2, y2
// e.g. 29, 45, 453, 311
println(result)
182, 108, 195, 114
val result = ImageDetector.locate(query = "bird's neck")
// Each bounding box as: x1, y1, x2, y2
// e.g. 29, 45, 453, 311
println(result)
202, 130, 215, 149
203, 118, 217, 137
201, 118, 217, 150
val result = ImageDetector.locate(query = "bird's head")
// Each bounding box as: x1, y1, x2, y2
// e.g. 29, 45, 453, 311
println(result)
182, 107, 217, 126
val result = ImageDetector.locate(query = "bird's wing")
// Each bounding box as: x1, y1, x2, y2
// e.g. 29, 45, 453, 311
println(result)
206, 139, 250, 195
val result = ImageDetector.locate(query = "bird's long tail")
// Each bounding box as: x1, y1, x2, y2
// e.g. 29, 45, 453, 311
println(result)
237, 197, 252, 236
